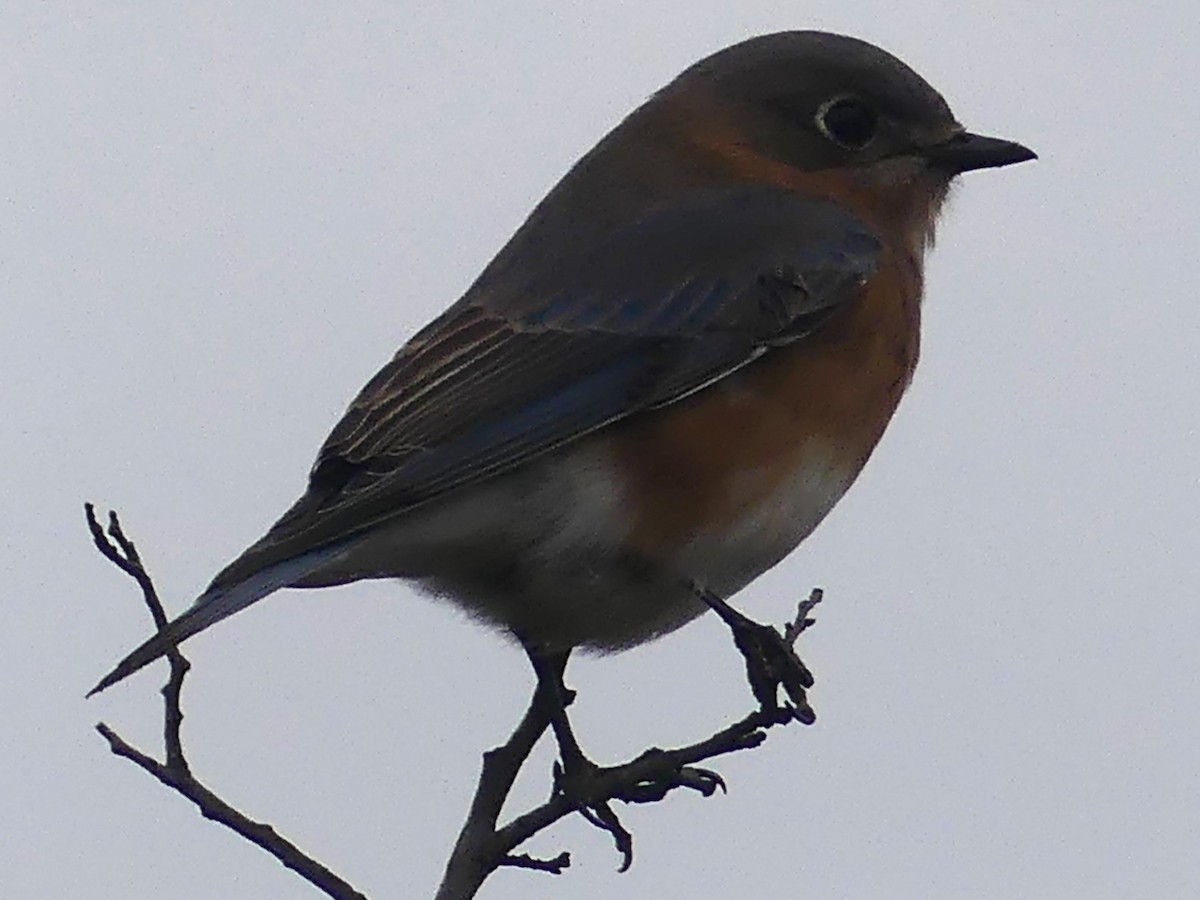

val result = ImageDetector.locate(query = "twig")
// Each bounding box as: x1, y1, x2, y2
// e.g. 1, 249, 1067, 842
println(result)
498, 852, 571, 873
87, 504, 368, 900
784, 588, 824, 644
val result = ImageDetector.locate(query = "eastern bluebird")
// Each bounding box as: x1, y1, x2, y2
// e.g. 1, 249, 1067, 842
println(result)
92, 31, 1034, 704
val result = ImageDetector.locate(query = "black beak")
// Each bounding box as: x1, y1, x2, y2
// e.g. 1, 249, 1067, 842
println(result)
924, 131, 1037, 173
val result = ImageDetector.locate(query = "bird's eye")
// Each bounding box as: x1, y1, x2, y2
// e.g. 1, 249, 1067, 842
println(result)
816, 97, 878, 150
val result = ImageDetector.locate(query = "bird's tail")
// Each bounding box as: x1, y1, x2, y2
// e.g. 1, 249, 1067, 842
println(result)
88, 545, 348, 696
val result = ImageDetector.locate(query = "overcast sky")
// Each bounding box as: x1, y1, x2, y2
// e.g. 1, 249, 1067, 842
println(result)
6, 2, 1199, 898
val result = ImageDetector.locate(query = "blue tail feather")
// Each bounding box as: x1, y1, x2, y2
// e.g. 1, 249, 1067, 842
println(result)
88, 544, 348, 696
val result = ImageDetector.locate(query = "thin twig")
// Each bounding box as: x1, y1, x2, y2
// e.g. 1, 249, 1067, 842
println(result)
95, 723, 366, 899
784, 588, 824, 644
498, 852, 571, 874
87, 504, 367, 900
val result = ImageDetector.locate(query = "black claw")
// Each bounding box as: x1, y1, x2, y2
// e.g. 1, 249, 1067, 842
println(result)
590, 800, 634, 871
621, 764, 725, 803
551, 755, 638, 870
696, 766, 726, 794
670, 766, 725, 797
789, 701, 817, 725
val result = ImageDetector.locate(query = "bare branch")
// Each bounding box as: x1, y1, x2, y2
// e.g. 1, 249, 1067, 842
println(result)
435, 686, 555, 899
95, 722, 366, 898
87, 504, 367, 900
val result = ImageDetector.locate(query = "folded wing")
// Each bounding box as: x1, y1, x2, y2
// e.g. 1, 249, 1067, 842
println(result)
90, 186, 880, 693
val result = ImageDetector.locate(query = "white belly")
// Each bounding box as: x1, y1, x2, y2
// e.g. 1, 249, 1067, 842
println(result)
315, 436, 857, 651
674, 442, 857, 597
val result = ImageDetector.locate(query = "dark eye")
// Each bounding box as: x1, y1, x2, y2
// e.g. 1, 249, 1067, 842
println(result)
816, 97, 878, 150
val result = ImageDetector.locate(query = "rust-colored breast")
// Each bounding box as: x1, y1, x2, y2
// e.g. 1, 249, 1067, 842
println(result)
609, 247, 921, 557
606, 99, 937, 559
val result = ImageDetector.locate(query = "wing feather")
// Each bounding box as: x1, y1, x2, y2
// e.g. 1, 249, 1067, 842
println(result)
91, 186, 883, 694
217, 187, 881, 587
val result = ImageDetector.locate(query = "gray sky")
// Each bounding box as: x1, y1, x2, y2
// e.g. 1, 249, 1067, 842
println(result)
6, 2, 1199, 898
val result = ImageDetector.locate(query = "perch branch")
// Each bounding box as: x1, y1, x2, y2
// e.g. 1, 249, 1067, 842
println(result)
87, 504, 368, 900
88, 503, 824, 900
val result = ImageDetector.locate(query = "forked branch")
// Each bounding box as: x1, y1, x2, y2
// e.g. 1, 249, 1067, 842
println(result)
86, 504, 821, 899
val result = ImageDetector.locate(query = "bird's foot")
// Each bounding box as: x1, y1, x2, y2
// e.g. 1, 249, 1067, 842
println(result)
552, 747, 726, 871
694, 585, 822, 724
552, 754, 635, 870
615, 749, 727, 804
730, 616, 815, 723
523, 646, 636, 868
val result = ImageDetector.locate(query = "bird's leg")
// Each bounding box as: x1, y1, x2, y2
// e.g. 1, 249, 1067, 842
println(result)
523, 643, 729, 871
691, 582, 818, 724
523, 645, 639, 866
524, 647, 590, 777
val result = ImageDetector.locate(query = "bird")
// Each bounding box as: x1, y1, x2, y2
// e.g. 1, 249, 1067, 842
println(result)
91, 31, 1034, 706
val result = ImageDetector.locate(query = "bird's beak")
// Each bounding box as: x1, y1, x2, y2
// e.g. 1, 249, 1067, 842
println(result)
923, 131, 1037, 173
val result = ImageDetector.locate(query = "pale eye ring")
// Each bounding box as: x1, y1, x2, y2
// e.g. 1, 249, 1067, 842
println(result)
815, 96, 878, 150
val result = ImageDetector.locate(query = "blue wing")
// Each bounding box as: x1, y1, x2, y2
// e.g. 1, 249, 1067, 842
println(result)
90, 186, 879, 694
